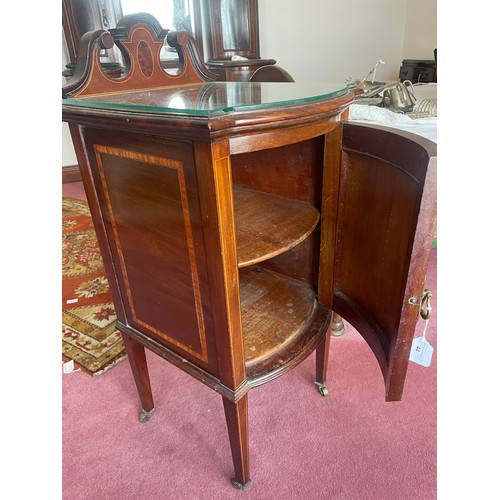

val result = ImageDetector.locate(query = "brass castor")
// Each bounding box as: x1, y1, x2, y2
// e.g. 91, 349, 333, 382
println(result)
139, 408, 155, 423
331, 320, 346, 337
315, 383, 329, 397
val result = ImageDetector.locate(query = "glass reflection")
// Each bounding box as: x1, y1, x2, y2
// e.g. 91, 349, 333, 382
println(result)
64, 82, 350, 116
119, 0, 194, 32
119, 1, 195, 74
167, 95, 188, 109
221, 0, 250, 51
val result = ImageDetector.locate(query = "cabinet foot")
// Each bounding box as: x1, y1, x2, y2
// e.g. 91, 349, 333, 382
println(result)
331, 316, 345, 337
315, 382, 329, 397
139, 408, 155, 423
231, 478, 251, 490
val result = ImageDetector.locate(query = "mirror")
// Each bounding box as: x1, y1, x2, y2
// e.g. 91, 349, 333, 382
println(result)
220, 0, 250, 51
119, 0, 198, 71
62, 0, 203, 64
120, 0, 195, 32
206, 0, 259, 61
62, 0, 266, 81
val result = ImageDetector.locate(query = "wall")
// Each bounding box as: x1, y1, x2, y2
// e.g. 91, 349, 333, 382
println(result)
62, 0, 436, 166
62, 28, 78, 166
402, 0, 437, 59
259, 0, 408, 84
258, 0, 436, 83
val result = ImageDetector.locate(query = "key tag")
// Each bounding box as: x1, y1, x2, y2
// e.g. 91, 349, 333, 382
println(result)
63, 359, 80, 374
409, 304, 434, 367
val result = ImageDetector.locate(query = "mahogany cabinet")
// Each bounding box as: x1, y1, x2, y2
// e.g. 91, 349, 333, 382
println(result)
62, 14, 437, 489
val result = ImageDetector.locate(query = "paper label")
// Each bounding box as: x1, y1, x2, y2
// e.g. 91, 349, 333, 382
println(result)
409, 336, 433, 367
63, 359, 75, 374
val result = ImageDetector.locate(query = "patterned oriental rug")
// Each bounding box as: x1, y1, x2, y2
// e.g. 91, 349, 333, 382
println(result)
62, 197, 127, 375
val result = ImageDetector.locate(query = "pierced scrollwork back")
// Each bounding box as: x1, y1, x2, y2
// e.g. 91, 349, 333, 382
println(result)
63, 12, 217, 98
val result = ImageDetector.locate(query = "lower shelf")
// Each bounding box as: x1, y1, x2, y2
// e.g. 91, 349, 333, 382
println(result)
239, 266, 331, 386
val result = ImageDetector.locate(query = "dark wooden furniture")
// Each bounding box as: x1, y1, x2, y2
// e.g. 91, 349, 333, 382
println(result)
63, 0, 275, 81
203, 0, 260, 60
204, 57, 277, 81
399, 58, 436, 83
201, 0, 277, 81
249, 65, 294, 82
62, 14, 437, 489
63, 0, 122, 64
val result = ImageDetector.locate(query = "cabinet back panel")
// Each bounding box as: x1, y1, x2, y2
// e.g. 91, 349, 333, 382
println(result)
231, 137, 324, 205
259, 231, 319, 287
231, 137, 324, 285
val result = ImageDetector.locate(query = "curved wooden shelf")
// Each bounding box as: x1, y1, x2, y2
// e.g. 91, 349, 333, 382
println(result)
233, 186, 320, 268
239, 266, 331, 386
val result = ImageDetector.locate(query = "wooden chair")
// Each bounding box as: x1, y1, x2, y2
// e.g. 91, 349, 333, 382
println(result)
249, 64, 294, 82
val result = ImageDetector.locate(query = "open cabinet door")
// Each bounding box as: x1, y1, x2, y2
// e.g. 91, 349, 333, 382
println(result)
331, 123, 437, 401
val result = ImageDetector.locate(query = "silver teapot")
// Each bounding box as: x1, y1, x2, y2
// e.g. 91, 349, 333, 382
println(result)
382, 80, 417, 113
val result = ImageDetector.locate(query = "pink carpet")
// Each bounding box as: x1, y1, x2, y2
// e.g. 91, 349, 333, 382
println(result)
62, 181, 437, 499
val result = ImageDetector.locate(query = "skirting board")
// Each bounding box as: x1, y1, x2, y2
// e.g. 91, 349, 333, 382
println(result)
63, 165, 81, 183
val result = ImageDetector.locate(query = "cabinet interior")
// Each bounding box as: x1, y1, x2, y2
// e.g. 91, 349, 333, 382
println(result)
229, 137, 328, 382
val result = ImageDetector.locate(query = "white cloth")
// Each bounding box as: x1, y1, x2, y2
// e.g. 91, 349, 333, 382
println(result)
349, 83, 437, 144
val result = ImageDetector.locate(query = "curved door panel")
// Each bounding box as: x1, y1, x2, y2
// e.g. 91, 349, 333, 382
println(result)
333, 123, 437, 401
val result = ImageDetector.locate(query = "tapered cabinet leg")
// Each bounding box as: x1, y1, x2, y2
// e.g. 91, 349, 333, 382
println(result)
223, 394, 251, 489
315, 329, 332, 397
121, 334, 155, 422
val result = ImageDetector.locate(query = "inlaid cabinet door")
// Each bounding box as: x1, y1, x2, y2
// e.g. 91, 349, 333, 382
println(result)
322, 123, 437, 401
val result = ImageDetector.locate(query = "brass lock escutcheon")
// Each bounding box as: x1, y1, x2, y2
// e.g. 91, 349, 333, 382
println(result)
409, 289, 432, 320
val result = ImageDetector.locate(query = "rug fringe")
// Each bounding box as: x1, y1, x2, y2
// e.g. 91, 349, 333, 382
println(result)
92, 354, 128, 376
62, 353, 128, 377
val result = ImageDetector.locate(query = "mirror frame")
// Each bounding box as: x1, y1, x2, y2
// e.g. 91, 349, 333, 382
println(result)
204, 0, 260, 61
62, 0, 206, 63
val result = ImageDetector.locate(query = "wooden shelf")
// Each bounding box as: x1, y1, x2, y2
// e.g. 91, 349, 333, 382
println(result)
239, 266, 331, 385
233, 185, 320, 268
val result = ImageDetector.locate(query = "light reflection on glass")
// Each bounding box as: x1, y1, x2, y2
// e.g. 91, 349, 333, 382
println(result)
64, 83, 350, 116
167, 95, 188, 109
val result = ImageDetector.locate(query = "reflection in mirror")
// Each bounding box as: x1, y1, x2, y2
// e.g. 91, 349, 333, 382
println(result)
220, 0, 250, 51
120, 0, 196, 73
120, 0, 195, 32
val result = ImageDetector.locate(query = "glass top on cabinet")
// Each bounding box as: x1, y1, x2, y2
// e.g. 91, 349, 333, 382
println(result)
62, 82, 350, 116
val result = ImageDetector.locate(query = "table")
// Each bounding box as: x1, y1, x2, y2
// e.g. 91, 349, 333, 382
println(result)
399, 59, 436, 84
62, 14, 437, 489
349, 83, 437, 143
